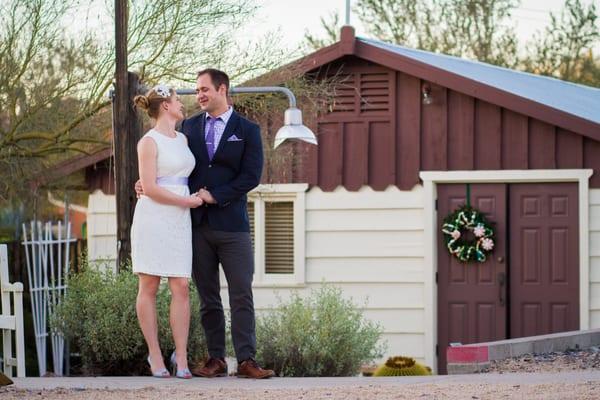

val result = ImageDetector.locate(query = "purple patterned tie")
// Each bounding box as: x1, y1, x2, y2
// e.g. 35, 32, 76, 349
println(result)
205, 117, 217, 160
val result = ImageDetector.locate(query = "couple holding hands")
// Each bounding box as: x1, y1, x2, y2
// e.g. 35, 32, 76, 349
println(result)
131, 68, 273, 379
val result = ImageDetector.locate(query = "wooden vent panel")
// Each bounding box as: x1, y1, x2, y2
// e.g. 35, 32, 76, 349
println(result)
265, 201, 294, 274
330, 74, 357, 114
360, 72, 390, 113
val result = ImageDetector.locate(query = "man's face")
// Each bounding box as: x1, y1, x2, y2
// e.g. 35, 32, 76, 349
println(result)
195, 74, 227, 114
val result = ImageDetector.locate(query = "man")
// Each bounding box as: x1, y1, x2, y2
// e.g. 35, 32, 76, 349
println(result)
136, 69, 274, 379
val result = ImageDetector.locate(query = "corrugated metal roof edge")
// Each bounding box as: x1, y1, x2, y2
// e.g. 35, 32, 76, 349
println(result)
359, 36, 600, 95
351, 36, 600, 139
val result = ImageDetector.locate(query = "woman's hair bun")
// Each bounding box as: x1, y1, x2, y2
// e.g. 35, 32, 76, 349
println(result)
134, 95, 150, 110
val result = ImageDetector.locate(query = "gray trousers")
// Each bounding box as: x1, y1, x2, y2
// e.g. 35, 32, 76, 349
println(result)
191, 222, 256, 362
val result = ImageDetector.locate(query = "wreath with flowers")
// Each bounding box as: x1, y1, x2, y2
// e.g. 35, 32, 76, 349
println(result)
441, 205, 495, 263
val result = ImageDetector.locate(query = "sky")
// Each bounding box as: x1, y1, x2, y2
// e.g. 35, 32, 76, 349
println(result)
73, 0, 580, 54
240, 0, 572, 52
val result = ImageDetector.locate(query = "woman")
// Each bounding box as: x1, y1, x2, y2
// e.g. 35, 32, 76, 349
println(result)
131, 85, 203, 379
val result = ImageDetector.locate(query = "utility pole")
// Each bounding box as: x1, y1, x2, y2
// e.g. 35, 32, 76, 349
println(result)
113, 0, 142, 270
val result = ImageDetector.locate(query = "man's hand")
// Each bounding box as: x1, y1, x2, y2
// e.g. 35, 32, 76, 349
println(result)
197, 188, 217, 204
135, 179, 144, 198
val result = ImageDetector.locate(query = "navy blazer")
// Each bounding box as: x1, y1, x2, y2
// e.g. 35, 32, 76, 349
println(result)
180, 110, 263, 232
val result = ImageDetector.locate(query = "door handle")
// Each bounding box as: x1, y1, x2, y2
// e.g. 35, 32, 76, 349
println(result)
498, 272, 506, 306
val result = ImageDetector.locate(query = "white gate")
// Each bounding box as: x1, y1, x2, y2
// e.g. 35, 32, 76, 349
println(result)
22, 221, 76, 376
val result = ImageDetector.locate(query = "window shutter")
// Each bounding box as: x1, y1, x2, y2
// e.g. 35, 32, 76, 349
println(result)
265, 201, 294, 274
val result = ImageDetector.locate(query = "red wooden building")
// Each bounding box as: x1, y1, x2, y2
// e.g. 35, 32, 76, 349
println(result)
249, 26, 600, 373
70, 26, 600, 373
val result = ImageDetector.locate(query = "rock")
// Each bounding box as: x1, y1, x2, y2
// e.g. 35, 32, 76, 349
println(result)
487, 348, 600, 374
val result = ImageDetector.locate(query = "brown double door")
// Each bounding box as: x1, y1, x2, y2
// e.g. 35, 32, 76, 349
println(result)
437, 183, 579, 374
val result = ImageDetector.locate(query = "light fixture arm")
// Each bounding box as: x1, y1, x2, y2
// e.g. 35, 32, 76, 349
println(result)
231, 86, 297, 108
175, 86, 297, 108
140, 85, 317, 148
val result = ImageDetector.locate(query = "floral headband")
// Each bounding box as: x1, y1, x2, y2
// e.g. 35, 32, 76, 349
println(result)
153, 84, 171, 98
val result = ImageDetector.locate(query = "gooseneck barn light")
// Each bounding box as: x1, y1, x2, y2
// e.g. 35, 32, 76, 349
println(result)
176, 86, 318, 149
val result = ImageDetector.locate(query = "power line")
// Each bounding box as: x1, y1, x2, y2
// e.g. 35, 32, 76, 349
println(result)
516, 6, 552, 14
511, 13, 551, 23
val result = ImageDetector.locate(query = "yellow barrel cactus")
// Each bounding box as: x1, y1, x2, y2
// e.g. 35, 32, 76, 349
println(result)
373, 356, 432, 376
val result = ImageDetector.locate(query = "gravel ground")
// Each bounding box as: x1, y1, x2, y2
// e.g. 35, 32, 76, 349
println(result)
485, 347, 600, 373
5, 350, 600, 400
2, 382, 600, 400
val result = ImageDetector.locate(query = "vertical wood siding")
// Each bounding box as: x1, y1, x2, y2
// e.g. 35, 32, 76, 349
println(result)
263, 56, 600, 190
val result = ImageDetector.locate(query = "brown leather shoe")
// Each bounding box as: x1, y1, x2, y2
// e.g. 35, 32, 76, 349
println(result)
191, 357, 227, 378
236, 359, 275, 379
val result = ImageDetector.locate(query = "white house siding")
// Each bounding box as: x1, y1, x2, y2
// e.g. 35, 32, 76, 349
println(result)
86, 190, 117, 272
80, 183, 600, 369
589, 189, 600, 328
220, 185, 428, 365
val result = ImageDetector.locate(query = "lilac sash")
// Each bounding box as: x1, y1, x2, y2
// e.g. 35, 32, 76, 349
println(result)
156, 176, 188, 186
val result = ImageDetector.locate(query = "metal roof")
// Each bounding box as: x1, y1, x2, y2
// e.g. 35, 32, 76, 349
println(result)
359, 37, 600, 126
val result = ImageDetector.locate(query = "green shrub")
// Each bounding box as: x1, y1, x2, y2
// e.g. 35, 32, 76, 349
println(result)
373, 356, 432, 376
51, 264, 207, 375
255, 285, 386, 377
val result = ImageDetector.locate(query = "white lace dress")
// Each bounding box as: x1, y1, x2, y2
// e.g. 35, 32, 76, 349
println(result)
131, 129, 196, 277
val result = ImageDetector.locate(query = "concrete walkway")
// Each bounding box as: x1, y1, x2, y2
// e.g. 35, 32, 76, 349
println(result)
11, 370, 600, 390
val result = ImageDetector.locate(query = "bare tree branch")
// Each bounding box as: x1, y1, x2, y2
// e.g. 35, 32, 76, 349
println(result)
0, 0, 293, 207
524, 0, 600, 86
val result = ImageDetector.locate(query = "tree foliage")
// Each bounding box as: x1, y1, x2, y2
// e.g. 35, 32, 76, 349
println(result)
0, 0, 287, 206
304, 0, 600, 86
305, 0, 519, 67
303, 11, 341, 52
524, 0, 600, 85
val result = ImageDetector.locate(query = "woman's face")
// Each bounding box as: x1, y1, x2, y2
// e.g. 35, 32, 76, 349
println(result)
163, 94, 185, 120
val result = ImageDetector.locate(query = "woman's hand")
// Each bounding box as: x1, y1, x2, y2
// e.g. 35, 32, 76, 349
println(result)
185, 195, 204, 208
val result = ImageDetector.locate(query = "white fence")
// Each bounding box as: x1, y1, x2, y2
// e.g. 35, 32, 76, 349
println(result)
0, 244, 25, 377
22, 221, 76, 376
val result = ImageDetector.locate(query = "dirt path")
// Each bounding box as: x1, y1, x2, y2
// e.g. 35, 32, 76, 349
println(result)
3, 382, 600, 400
5, 373, 600, 400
